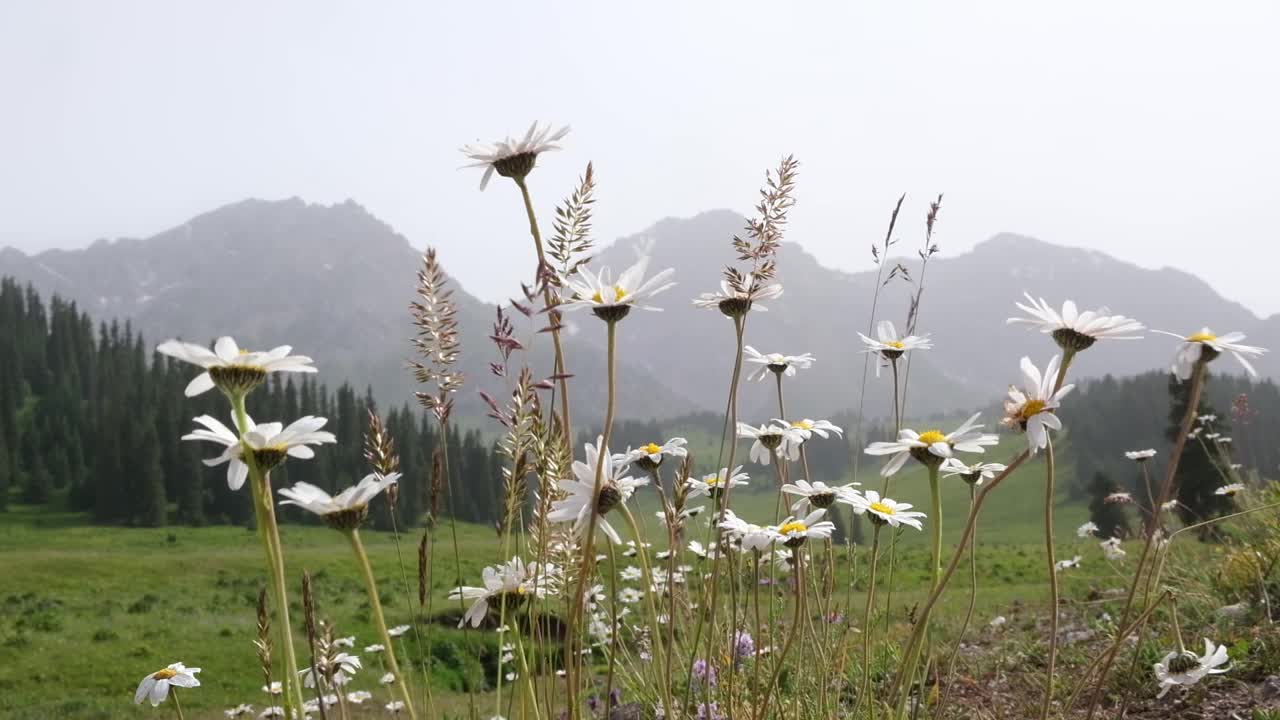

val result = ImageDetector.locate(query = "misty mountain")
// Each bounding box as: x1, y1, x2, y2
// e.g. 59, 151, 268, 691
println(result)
0, 198, 1273, 425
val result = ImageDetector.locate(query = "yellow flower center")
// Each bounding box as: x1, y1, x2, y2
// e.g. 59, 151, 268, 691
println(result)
886, 340, 905, 349
917, 430, 947, 445
1186, 332, 1217, 343
1021, 399, 1047, 417
778, 521, 807, 535
591, 286, 628, 304
791, 420, 813, 430
643, 443, 662, 455
869, 501, 895, 516
703, 474, 722, 486
153, 668, 178, 680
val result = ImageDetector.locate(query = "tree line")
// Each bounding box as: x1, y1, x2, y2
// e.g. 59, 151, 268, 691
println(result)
0, 277, 505, 529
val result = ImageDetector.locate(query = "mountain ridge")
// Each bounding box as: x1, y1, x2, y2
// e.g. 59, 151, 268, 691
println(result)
1, 198, 1273, 424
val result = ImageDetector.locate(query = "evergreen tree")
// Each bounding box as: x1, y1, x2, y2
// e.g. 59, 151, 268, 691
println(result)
1087, 470, 1129, 539
1169, 375, 1231, 534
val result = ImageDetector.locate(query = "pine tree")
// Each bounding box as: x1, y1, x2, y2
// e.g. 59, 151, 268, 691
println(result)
1168, 375, 1231, 533
1087, 471, 1129, 539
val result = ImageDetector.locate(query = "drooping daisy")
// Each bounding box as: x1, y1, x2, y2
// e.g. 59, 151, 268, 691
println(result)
857, 320, 932, 376
1077, 521, 1099, 538
1214, 483, 1246, 497
183, 414, 335, 491
864, 412, 999, 476
939, 458, 1008, 486
301, 652, 361, 687
460, 122, 569, 190
686, 466, 750, 499
614, 438, 688, 472
1151, 328, 1266, 380
1100, 537, 1126, 561
448, 557, 554, 628
560, 256, 675, 322
1153, 638, 1230, 698
769, 509, 836, 548
387, 625, 411, 639
693, 278, 784, 318
845, 490, 926, 530
1007, 294, 1144, 352
717, 510, 775, 552
364, 643, 385, 654
743, 347, 814, 382
133, 662, 201, 707
1125, 449, 1157, 462
157, 336, 316, 398
1001, 355, 1075, 453
737, 422, 805, 465
278, 473, 400, 530
780, 479, 858, 512
548, 438, 648, 544
1055, 555, 1083, 572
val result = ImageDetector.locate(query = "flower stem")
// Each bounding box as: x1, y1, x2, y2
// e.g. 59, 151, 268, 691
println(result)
755, 547, 806, 720
346, 528, 417, 720
894, 464, 943, 717
1040, 435, 1059, 720
934, 484, 978, 720
621, 505, 674, 720
857, 525, 883, 717
171, 688, 185, 720
231, 392, 305, 719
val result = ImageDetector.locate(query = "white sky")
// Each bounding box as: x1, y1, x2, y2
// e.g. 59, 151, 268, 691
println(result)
2, 1, 1277, 315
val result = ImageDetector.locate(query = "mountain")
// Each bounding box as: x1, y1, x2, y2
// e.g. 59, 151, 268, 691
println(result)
0, 199, 1273, 425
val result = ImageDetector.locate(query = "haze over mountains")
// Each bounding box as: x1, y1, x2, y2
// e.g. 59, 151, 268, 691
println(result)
0, 198, 1273, 424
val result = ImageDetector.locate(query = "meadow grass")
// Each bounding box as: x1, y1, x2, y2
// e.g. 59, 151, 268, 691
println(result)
0, 451, 1116, 720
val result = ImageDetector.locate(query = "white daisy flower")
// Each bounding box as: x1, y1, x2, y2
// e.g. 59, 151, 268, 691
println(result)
857, 320, 932, 375
742, 346, 814, 382
846, 490, 926, 530
262, 682, 282, 696
460, 122, 569, 190
693, 278, 784, 318
1197, 413, 1218, 423
386, 700, 406, 715
864, 412, 998, 476
769, 509, 836, 548
448, 557, 554, 628
1077, 521, 1099, 538
301, 653, 361, 687
614, 438, 688, 472
1151, 328, 1266, 380
1055, 555, 1083, 572
780, 479, 858, 512
687, 540, 717, 560
387, 625, 410, 639
1105, 492, 1133, 505
990, 616, 1007, 629
548, 438, 648, 544
1153, 638, 1230, 698
619, 587, 644, 605
333, 636, 355, 649
560, 256, 675, 322
364, 643, 385, 654
939, 458, 1008, 486
224, 704, 254, 718
258, 707, 285, 719
379, 672, 396, 685
133, 662, 201, 707
157, 336, 316, 398
1101, 537, 1126, 561
686, 466, 749, 499
1215, 483, 1246, 497
1007, 294, 1144, 352
780, 418, 844, 444
278, 473, 400, 529
1125, 449, 1157, 462
621, 540, 651, 557
183, 414, 335, 491
1001, 355, 1075, 453
620, 566, 643, 582
346, 690, 372, 704
717, 510, 775, 552
737, 422, 805, 465
1161, 499, 1180, 512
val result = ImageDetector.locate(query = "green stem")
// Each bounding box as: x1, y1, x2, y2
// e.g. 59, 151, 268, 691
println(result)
231, 393, 305, 719
170, 688, 185, 720
1040, 435, 1059, 720
858, 525, 883, 718
346, 528, 417, 720
755, 546, 806, 720
622, 505, 674, 720
895, 464, 944, 718
935, 485, 978, 719
515, 176, 572, 437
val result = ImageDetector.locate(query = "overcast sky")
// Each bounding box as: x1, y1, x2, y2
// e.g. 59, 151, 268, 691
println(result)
2, 2, 1277, 315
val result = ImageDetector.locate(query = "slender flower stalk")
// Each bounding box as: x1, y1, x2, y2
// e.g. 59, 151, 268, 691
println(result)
934, 484, 979, 720
857, 525, 883, 716
347, 528, 416, 720
1040, 434, 1059, 720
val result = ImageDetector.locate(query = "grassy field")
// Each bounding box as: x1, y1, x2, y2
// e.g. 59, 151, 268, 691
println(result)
0, 453, 1128, 719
